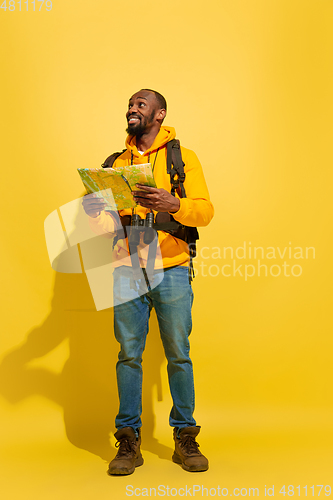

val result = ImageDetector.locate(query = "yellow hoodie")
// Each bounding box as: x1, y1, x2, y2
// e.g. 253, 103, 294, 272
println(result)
89, 126, 214, 269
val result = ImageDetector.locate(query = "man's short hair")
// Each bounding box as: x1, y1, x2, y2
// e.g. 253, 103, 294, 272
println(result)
141, 89, 167, 112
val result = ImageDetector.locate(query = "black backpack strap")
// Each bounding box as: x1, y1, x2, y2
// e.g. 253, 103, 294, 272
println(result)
101, 149, 126, 169
166, 138, 199, 283
167, 139, 186, 197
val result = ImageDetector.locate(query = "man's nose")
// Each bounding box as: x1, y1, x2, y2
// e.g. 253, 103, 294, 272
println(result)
129, 104, 139, 114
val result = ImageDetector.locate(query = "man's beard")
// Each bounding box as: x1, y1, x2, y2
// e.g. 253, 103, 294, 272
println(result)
126, 119, 146, 136
126, 110, 155, 136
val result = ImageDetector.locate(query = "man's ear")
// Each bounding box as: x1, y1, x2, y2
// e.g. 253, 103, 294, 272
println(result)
157, 108, 166, 123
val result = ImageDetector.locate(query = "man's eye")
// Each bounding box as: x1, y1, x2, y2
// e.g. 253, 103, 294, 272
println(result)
139, 102, 145, 107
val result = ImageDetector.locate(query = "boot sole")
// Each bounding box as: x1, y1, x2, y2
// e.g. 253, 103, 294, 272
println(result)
172, 453, 209, 472
108, 455, 144, 476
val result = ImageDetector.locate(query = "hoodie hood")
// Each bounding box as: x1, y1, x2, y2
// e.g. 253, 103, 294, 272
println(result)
125, 126, 176, 158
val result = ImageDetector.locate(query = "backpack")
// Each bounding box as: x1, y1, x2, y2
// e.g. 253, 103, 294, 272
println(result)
101, 139, 199, 281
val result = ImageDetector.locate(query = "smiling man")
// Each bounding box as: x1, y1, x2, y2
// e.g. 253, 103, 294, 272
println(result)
83, 89, 214, 475
126, 91, 161, 137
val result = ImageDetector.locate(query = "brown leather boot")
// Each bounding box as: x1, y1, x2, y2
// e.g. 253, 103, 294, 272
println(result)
172, 426, 209, 472
108, 427, 144, 475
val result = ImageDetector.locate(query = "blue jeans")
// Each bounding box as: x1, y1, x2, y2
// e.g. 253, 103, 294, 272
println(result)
113, 265, 196, 431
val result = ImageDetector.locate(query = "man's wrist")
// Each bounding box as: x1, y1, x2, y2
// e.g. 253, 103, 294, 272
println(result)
169, 198, 180, 214
90, 211, 101, 218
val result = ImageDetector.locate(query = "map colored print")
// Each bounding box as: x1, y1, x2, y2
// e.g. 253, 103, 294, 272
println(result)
77, 163, 156, 210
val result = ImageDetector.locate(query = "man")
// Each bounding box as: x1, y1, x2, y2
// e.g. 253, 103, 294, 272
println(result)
83, 89, 214, 475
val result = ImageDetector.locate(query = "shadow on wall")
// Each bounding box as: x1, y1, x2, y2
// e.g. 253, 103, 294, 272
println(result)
0, 267, 173, 464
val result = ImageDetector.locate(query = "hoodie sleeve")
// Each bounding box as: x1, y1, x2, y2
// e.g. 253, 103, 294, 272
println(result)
169, 148, 214, 227
88, 210, 119, 235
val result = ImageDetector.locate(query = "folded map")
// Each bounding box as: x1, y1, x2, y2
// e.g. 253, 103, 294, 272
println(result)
77, 163, 156, 211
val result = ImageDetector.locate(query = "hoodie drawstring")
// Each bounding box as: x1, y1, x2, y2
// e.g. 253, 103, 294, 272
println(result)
150, 148, 159, 171
130, 148, 160, 170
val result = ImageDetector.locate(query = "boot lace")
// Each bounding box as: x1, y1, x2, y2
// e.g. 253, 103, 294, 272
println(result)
115, 438, 135, 458
180, 435, 200, 455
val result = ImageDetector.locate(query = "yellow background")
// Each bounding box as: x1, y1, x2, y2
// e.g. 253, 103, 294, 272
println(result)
1, 0, 332, 498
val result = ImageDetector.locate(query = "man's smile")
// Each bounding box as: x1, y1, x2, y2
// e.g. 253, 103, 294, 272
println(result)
128, 115, 141, 124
